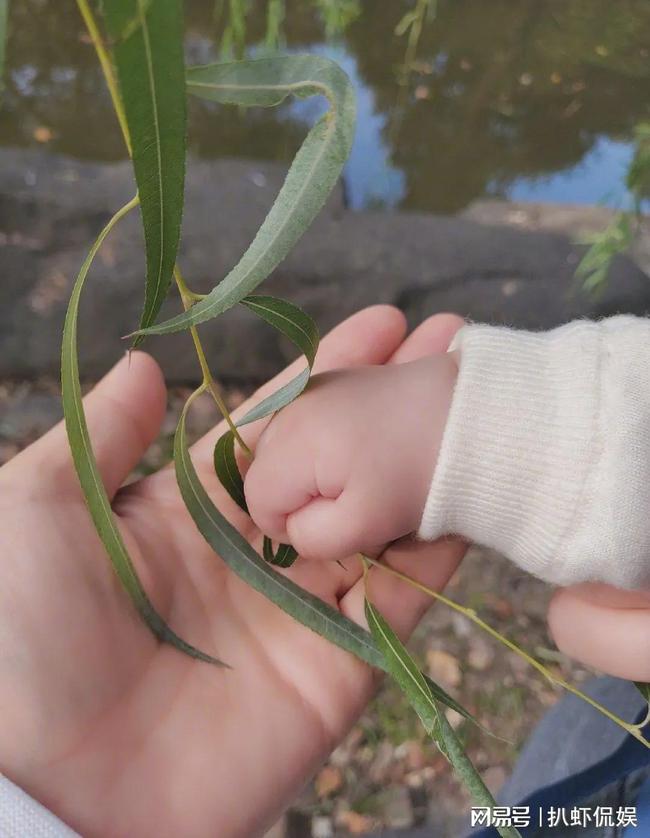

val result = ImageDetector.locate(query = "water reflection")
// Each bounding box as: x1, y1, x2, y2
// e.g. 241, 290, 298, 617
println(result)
2, 0, 648, 213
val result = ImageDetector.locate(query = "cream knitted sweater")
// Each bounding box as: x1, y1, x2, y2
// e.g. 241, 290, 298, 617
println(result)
419, 315, 650, 590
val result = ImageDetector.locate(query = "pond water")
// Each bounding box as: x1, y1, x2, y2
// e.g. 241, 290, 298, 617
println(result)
2, 0, 649, 214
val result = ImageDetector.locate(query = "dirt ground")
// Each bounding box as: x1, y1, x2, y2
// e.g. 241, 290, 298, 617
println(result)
0, 377, 595, 837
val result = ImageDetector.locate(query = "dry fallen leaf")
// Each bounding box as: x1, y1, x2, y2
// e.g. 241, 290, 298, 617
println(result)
336, 811, 375, 835
483, 593, 514, 619
316, 765, 343, 798
426, 649, 462, 690
33, 126, 55, 143
468, 635, 495, 672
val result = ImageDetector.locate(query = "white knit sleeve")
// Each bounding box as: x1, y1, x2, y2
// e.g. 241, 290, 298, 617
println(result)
0, 775, 78, 837
418, 315, 650, 590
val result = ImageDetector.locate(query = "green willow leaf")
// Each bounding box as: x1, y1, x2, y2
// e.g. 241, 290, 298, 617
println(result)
635, 682, 650, 705
213, 442, 298, 567
61, 195, 225, 667
214, 297, 317, 568
365, 597, 448, 754
263, 537, 298, 568
213, 430, 248, 513
435, 711, 522, 838
365, 598, 520, 838
134, 54, 355, 337
103, 0, 186, 339
175, 408, 480, 725
237, 294, 319, 426
213, 295, 317, 524
242, 295, 318, 366
176, 405, 382, 663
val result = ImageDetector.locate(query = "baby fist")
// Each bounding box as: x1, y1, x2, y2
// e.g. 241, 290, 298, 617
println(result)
244, 354, 457, 562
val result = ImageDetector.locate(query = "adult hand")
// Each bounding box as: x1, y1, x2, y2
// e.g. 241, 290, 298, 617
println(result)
549, 583, 650, 682
0, 306, 466, 838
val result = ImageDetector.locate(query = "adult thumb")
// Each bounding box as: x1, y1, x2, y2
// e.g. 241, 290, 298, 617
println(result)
22, 352, 167, 499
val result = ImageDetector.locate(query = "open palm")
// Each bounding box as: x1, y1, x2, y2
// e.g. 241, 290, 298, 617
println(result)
0, 306, 466, 838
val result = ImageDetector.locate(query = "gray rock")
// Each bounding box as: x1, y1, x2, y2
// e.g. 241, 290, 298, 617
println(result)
1, 149, 649, 384
378, 786, 415, 829
0, 388, 62, 438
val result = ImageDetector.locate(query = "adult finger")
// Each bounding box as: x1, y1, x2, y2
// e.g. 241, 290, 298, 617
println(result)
548, 583, 650, 681
388, 312, 464, 365
190, 305, 408, 463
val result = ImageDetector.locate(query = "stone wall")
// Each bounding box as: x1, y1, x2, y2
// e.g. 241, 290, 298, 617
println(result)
1, 149, 648, 383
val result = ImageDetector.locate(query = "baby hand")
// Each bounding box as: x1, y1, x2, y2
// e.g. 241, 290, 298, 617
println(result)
244, 354, 458, 561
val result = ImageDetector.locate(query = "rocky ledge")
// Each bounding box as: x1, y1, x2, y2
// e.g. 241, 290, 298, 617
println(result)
1, 148, 648, 383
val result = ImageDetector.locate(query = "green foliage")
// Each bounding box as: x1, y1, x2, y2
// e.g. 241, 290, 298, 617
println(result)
365, 595, 521, 838
214, 0, 250, 59
263, 539, 298, 567
576, 214, 634, 292
134, 55, 355, 337
237, 294, 319, 423
576, 120, 649, 291
177, 405, 386, 665
628, 122, 650, 199
214, 0, 360, 51
176, 404, 480, 729
312, 0, 361, 37
213, 430, 248, 513
264, 0, 286, 50
635, 682, 650, 705
365, 596, 447, 748
213, 294, 318, 568
395, 0, 436, 38
103, 0, 187, 339
61, 194, 226, 666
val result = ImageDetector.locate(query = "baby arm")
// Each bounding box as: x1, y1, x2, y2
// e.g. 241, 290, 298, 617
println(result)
245, 315, 650, 590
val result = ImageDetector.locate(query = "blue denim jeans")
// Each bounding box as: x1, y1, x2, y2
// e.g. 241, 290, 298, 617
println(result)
469, 677, 650, 837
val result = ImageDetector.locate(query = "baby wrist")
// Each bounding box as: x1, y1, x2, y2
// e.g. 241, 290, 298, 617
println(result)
418, 316, 650, 589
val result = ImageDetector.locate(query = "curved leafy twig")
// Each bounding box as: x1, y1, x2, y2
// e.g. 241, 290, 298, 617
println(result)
178, 404, 380, 663
175, 404, 480, 723
61, 195, 225, 666
214, 430, 248, 513
213, 295, 319, 567
133, 55, 356, 338
237, 294, 319, 425
103, 0, 187, 339
364, 596, 519, 838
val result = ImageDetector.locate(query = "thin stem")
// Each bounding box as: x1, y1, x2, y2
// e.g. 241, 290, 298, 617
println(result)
364, 555, 650, 748
75, 0, 132, 157
175, 268, 206, 303
175, 266, 252, 457
186, 381, 208, 408
636, 702, 650, 731
391, 0, 436, 144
